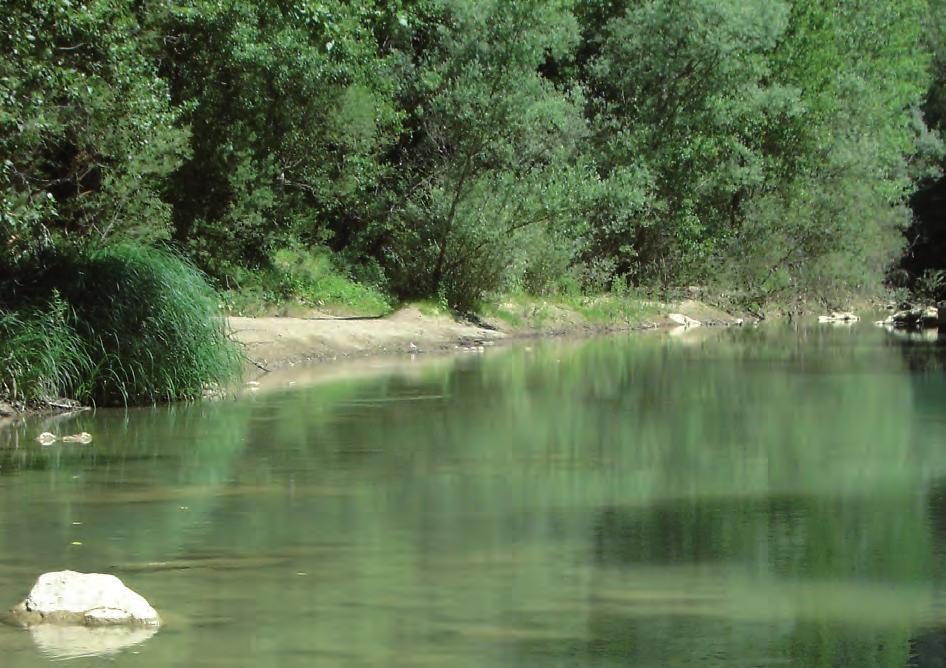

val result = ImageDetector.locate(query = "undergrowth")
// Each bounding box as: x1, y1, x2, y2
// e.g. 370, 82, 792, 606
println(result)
477, 289, 660, 330
222, 247, 391, 317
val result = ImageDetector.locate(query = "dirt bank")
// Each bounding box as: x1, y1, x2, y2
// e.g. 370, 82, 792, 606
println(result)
229, 299, 741, 371
0, 299, 739, 424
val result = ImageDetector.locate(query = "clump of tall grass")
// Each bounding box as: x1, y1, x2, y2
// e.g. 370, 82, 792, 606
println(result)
68, 244, 243, 404
0, 294, 90, 403
0, 244, 243, 405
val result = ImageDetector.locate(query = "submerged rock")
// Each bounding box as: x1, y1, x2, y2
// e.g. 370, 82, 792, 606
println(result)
61, 432, 92, 444
8, 571, 160, 627
35, 432, 57, 446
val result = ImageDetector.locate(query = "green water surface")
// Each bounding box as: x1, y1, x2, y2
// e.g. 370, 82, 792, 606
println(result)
1, 324, 946, 666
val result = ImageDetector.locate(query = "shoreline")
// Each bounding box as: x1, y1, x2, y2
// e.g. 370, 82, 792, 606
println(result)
0, 298, 743, 423
230, 298, 744, 374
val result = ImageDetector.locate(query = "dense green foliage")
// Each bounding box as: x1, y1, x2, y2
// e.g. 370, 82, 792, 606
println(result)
4, 0, 941, 312
0, 245, 241, 404
1, 0, 945, 400
0, 0, 187, 252
903, 0, 946, 294
5, 0, 943, 300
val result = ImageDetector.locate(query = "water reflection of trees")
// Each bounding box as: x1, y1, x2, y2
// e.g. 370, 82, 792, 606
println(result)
199, 328, 945, 664
1, 327, 946, 664
884, 328, 946, 374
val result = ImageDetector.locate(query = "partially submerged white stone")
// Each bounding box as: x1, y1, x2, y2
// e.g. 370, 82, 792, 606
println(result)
10, 571, 160, 627
35, 432, 57, 446
818, 312, 859, 324
61, 432, 92, 444
668, 313, 701, 327
84, 607, 135, 624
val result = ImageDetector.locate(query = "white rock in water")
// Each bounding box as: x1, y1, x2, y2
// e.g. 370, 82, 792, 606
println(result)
12, 571, 160, 627
35, 432, 57, 446
668, 313, 701, 327
84, 607, 134, 624
818, 312, 859, 324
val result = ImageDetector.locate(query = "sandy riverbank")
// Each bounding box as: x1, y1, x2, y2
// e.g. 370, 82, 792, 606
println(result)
229, 299, 741, 371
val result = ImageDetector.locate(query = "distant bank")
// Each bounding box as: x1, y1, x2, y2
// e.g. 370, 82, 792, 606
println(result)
230, 299, 743, 372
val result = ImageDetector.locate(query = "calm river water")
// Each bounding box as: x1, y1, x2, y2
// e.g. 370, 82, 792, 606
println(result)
1, 324, 946, 666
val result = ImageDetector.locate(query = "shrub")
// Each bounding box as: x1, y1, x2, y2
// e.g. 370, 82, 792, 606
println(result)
0, 244, 242, 405
913, 268, 946, 303
66, 245, 243, 404
223, 246, 392, 316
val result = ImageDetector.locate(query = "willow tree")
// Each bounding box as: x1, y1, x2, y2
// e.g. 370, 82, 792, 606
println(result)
724, 0, 940, 308
378, 0, 591, 309
574, 0, 939, 306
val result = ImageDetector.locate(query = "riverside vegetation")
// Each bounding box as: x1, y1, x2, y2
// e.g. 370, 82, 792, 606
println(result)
3, 0, 946, 404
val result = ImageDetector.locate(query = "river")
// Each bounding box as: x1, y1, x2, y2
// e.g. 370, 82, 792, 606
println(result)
1, 324, 945, 666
